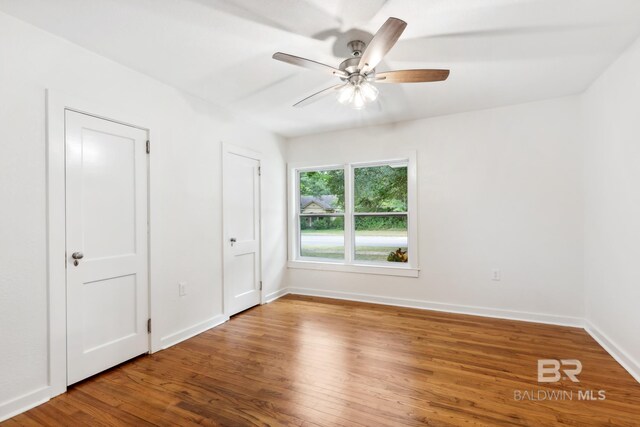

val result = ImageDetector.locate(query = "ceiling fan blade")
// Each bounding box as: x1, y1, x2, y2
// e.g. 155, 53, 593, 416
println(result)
273, 52, 348, 78
375, 69, 450, 83
293, 84, 345, 108
358, 17, 407, 74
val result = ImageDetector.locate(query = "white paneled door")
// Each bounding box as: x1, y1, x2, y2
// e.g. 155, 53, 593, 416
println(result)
223, 145, 262, 316
65, 110, 149, 385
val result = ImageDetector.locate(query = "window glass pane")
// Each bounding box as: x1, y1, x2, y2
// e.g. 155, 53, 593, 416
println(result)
299, 169, 344, 214
354, 165, 407, 212
300, 216, 344, 260
354, 215, 407, 263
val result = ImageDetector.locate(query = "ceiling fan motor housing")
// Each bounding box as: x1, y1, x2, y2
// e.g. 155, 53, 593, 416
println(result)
339, 57, 360, 74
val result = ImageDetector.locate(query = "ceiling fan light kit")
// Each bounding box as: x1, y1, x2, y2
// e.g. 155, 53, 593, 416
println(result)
337, 77, 379, 109
272, 17, 450, 109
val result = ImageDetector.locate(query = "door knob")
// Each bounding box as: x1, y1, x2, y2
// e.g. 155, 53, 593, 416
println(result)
72, 251, 84, 266
230, 238, 236, 246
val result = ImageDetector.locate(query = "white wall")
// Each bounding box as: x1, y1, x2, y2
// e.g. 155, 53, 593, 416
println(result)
0, 11, 287, 418
286, 96, 585, 324
581, 36, 640, 380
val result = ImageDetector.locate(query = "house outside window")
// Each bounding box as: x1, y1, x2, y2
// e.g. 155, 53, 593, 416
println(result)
300, 195, 338, 215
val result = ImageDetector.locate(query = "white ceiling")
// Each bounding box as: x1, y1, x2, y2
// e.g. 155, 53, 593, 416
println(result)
2, 0, 640, 137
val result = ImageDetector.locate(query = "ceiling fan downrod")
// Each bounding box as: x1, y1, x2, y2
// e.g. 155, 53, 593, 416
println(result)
339, 40, 371, 77
347, 40, 365, 57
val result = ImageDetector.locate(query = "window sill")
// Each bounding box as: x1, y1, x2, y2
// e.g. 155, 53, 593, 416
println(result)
287, 260, 420, 278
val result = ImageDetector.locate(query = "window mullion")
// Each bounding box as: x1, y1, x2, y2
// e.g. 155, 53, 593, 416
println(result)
344, 165, 354, 264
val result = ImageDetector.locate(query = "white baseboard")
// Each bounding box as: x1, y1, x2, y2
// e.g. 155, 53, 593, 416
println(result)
264, 288, 290, 303
585, 320, 640, 384
286, 287, 584, 327
0, 386, 50, 423
159, 314, 229, 350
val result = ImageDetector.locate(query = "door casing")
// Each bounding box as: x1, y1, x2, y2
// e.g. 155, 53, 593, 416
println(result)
46, 90, 152, 399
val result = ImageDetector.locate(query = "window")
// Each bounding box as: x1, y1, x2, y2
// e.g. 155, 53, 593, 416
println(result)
354, 164, 408, 263
290, 155, 418, 277
299, 169, 345, 260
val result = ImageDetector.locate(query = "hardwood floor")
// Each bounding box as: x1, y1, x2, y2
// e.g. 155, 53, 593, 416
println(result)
4, 295, 640, 426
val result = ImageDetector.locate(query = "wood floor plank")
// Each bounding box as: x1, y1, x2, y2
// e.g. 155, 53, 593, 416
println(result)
3, 295, 639, 426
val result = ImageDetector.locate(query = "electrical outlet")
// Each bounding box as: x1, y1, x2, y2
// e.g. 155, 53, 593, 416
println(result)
178, 281, 187, 296
492, 269, 501, 281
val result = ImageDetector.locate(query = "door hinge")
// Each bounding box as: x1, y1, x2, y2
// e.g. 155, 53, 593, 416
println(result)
147, 318, 152, 334
146, 140, 150, 154
259, 281, 263, 291
258, 166, 261, 176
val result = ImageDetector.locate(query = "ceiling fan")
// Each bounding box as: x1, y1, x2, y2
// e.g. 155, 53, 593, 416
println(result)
272, 17, 450, 109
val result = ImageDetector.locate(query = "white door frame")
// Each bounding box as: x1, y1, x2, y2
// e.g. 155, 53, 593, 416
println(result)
221, 142, 264, 316
46, 89, 152, 398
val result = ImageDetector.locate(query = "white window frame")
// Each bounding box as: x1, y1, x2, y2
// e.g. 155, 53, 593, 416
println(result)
287, 152, 419, 278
